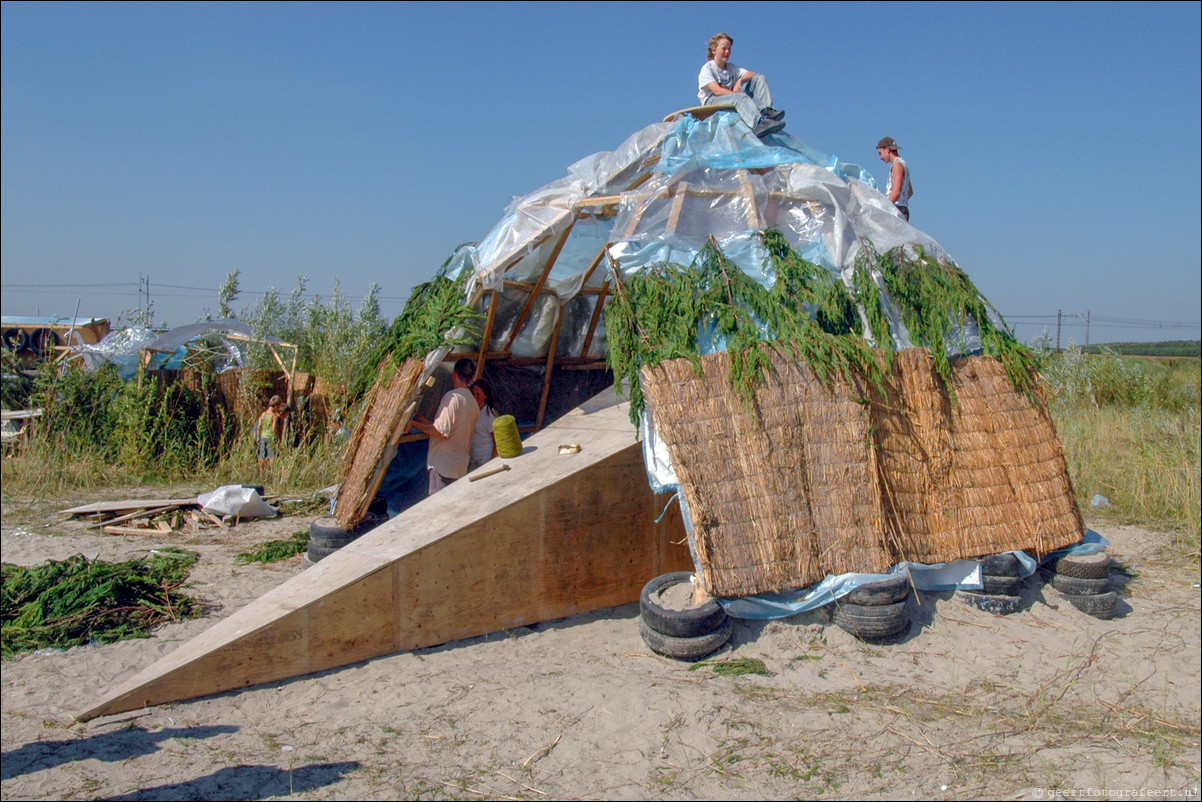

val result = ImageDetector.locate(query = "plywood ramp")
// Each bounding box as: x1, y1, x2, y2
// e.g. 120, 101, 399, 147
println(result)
79, 389, 690, 721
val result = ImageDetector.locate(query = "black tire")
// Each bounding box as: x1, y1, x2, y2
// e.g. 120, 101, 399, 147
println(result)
1045, 552, 1111, 579
2, 328, 28, 352
832, 600, 909, 640
639, 616, 732, 661
979, 553, 1022, 577
640, 572, 727, 638
957, 590, 1023, 615
307, 544, 342, 562
309, 512, 382, 547
30, 328, 58, 356
1062, 590, 1118, 620
1049, 573, 1111, 596
844, 574, 910, 606
980, 574, 1024, 596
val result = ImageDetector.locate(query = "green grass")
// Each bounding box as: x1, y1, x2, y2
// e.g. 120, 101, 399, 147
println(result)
1040, 347, 1200, 554
235, 530, 310, 564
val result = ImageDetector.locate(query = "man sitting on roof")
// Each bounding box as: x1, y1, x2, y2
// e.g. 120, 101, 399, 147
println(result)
698, 32, 786, 138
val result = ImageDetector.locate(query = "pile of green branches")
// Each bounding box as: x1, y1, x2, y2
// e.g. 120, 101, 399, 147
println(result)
1, 548, 201, 657
605, 230, 1039, 421
235, 530, 309, 564
352, 256, 482, 399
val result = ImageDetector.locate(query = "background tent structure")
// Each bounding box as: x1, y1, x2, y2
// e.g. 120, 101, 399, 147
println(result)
80, 108, 1083, 720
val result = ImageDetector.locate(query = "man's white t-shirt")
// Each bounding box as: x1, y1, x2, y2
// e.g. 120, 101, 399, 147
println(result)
698, 59, 748, 103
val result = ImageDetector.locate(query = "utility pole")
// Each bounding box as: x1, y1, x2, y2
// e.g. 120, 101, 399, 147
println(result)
1085, 309, 1090, 347
1056, 309, 1062, 351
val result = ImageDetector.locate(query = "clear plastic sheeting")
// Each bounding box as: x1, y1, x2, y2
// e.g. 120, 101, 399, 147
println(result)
452, 111, 985, 366
72, 326, 158, 380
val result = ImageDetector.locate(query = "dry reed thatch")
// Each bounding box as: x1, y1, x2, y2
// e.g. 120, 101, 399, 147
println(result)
333, 357, 425, 528
642, 347, 888, 598
642, 347, 1083, 597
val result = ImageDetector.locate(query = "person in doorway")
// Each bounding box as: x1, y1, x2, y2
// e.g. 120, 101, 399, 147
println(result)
468, 378, 500, 473
698, 32, 786, 138
253, 395, 287, 471
408, 358, 480, 495
876, 136, 913, 220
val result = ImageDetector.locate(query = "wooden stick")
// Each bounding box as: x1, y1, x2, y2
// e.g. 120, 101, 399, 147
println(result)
468, 464, 510, 482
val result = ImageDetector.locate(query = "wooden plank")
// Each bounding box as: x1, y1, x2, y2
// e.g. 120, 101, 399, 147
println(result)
502, 222, 574, 352
666, 180, 689, 233
85, 505, 178, 530
103, 525, 163, 537
475, 290, 500, 371
662, 104, 730, 123
61, 498, 198, 517
534, 311, 564, 430
78, 388, 691, 721
736, 169, 762, 229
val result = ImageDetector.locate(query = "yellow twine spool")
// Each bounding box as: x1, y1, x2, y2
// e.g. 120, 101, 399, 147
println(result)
493, 414, 523, 459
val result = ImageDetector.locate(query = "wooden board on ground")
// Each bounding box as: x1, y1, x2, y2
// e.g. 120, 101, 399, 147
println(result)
78, 387, 692, 721
60, 498, 201, 516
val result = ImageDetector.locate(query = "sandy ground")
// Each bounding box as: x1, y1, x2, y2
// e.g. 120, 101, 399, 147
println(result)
2, 493, 1199, 801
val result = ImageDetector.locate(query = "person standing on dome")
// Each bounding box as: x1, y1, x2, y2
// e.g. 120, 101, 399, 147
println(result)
876, 136, 913, 220
697, 32, 785, 138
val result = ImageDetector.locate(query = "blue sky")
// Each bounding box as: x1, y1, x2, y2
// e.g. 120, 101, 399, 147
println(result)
3, 1, 1199, 345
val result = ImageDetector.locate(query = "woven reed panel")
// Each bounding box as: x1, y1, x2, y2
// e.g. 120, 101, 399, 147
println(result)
643, 348, 1084, 598
871, 351, 1082, 562
641, 348, 888, 598
334, 358, 425, 529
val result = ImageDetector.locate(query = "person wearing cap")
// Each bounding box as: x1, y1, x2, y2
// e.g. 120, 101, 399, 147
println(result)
876, 136, 913, 220
698, 32, 786, 138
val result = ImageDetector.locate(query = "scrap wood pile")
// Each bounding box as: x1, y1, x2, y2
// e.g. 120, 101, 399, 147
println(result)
60, 495, 266, 536
1, 547, 202, 657
609, 233, 1083, 598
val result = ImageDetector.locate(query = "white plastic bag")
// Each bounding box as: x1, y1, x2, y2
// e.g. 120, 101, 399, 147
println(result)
198, 485, 278, 520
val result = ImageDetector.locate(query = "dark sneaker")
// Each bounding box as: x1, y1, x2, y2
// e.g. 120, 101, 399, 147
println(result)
754, 117, 785, 137
762, 107, 785, 121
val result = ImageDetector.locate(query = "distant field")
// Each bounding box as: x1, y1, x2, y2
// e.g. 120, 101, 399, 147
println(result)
1082, 339, 1200, 357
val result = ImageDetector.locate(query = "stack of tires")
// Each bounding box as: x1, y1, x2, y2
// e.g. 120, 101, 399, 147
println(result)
1041, 552, 1117, 619
638, 572, 732, 661
306, 512, 383, 564
957, 553, 1026, 615
830, 574, 911, 641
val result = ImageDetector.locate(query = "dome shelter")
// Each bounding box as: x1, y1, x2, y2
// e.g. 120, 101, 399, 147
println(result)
334, 110, 954, 527
80, 109, 1085, 720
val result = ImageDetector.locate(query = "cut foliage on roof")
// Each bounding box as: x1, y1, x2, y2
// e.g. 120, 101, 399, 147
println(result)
606, 231, 880, 421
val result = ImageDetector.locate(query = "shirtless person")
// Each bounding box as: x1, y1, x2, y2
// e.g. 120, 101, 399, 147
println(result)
698, 32, 785, 138
876, 136, 914, 220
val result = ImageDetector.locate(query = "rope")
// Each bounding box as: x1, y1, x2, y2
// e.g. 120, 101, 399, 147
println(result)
492, 414, 523, 458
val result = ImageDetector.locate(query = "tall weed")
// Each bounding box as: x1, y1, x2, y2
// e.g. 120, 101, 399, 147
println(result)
1041, 346, 1201, 554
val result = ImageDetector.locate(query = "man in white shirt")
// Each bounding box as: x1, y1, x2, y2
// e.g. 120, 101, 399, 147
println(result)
698, 32, 785, 138
408, 358, 481, 495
